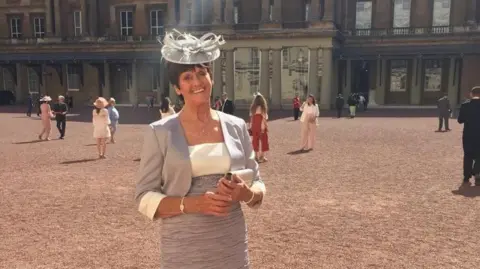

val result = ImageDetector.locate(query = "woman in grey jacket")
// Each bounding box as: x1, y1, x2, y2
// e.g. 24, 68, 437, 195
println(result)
135, 30, 266, 269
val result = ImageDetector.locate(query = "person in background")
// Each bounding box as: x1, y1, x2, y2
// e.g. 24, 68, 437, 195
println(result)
26, 93, 33, 117
299, 94, 319, 151
249, 93, 269, 162
436, 94, 451, 132
347, 93, 358, 119
38, 96, 53, 141
335, 93, 344, 118
92, 97, 111, 159
107, 98, 120, 144
220, 92, 235, 115
213, 96, 222, 110
159, 96, 176, 119
292, 93, 301, 120
458, 86, 480, 186
52, 95, 68, 139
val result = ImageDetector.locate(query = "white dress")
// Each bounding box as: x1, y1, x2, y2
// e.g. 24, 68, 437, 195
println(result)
160, 143, 251, 269
92, 108, 111, 138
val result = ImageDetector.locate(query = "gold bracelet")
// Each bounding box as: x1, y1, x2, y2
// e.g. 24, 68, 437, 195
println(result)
245, 192, 255, 204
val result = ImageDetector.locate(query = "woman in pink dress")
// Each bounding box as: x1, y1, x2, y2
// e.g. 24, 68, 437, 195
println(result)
38, 96, 53, 141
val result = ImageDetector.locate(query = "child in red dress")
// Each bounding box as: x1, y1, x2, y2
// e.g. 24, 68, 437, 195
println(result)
249, 93, 269, 162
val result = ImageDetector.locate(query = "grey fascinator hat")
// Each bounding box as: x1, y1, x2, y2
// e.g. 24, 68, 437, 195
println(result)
160, 29, 226, 65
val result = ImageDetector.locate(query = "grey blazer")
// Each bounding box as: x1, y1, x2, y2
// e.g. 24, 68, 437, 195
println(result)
135, 111, 266, 220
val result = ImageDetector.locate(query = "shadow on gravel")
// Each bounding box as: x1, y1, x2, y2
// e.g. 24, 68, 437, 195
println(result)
13, 140, 44, 144
60, 158, 98, 165
452, 184, 480, 198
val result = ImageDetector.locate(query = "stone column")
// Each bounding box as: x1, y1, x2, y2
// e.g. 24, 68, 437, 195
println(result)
129, 61, 138, 105
467, 0, 477, 23
134, 3, 147, 36
309, 0, 321, 21
320, 48, 332, 109
260, 0, 270, 22
323, 0, 334, 21
103, 62, 111, 98
157, 63, 164, 103
308, 48, 319, 99
45, 0, 53, 36
343, 59, 352, 100
271, 49, 282, 109
375, 59, 387, 105
225, 49, 235, 100
447, 57, 459, 109
62, 63, 68, 93
225, 0, 234, 24
81, 0, 88, 35
213, 58, 223, 98
15, 63, 24, 101
213, 0, 223, 24
168, 0, 176, 26
88, 0, 98, 36
23, 13, 31, 37
54, 0, 61, 36
260, 49, 270, 98
272, 0, 282, 22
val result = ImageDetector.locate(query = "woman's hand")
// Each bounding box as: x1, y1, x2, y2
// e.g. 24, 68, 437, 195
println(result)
198, 192, 233, 217
217, 174, 253, 203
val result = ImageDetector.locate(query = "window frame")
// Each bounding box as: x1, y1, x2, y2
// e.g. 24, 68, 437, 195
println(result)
392, 0, 412, 28
10, 17, 22, 39
73, 10, 82, 36
119, 10, 133, 36
150, 9, 164, 36
67, 64, 81, 92
33, 16, 45, 38
27, 67, 39, 93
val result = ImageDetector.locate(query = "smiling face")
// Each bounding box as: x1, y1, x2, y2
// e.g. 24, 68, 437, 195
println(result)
168, 63, 213, 107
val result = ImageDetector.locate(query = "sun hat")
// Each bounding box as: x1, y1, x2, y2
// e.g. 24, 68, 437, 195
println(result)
40, 96, 52, 102
160, 29, 226, 65
93, 97, 108, 108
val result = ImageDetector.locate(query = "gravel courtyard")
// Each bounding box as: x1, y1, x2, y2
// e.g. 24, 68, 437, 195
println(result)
1, 107, 479, 269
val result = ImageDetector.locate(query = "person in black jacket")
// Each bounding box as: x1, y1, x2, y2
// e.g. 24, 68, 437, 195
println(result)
335, 93, 344, 118
347, 93, 358, 118
52, 95, 69, 139
220, 92, 235, 115
458, 86, 480, 185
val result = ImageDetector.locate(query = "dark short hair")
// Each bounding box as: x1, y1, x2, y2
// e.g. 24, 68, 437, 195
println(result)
166, 62, 213, 101
471, 86, 480, 96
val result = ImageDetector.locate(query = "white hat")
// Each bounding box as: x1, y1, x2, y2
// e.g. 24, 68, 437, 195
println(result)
40, 96, 52, 102
160, 29, 226, 65
93, 97, 108, 108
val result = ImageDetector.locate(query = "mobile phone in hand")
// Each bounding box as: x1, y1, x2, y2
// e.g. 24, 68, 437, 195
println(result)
224, 172, 233, 181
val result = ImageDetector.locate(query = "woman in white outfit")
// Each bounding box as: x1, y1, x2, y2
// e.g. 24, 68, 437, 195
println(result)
92, 97, 111, 158
299, 94, 319, 151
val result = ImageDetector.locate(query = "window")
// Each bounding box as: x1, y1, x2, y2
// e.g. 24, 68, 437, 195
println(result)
150, 10, 164, 36
67, 64, 81, 91
10, 17, 22, 38
33, 17, 45, 38
2, 69, 15, 91
193, 0, 213, 24
120, 11, 133, 36
389, 60, 407, 92
355, 1, 372, 29
432, 0, 450, 26
186, 1, 193, 24
393, 0, 411, 28
28, 68, 39, 93
424, 60, 442, 92
74, 11, 82, 36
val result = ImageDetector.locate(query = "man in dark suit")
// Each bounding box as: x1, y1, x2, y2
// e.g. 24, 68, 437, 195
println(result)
220, 92, 235, 115
436, 94, 451, 132
52, 95, 68, 139
458, 86, 480, 185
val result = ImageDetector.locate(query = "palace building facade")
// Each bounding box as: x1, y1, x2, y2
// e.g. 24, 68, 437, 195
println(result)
0, 0, 479, 109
